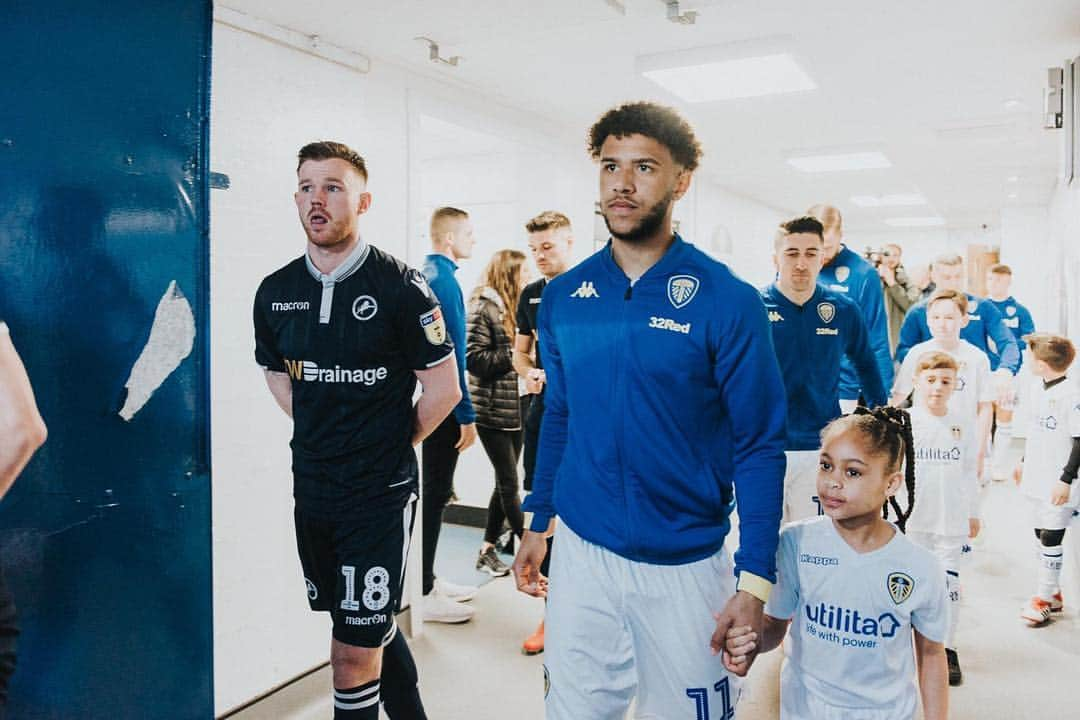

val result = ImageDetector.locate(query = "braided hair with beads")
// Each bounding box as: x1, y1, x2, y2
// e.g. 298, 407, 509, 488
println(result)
821, 405, 917, 532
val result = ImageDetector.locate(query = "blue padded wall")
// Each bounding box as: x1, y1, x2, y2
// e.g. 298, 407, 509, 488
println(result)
0, 1, 213, 717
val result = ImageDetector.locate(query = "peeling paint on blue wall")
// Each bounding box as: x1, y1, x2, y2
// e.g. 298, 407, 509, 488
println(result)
0, 1, 213, 717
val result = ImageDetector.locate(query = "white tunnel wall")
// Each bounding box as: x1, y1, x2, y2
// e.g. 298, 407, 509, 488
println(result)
209, 20, 786, 713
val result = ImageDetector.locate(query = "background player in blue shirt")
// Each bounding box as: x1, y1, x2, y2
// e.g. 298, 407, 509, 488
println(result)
513, 102, 786, 718
808, 204, 894, 413
419, 207, 483, 624
896, 253, 1020, 381
762, 215, 887, 522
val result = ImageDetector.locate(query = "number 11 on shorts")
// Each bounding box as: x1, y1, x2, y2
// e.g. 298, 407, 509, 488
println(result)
686, 678, 734, 720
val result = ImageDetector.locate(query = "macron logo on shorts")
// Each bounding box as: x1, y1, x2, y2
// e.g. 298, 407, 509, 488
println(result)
570, 281, 599, 299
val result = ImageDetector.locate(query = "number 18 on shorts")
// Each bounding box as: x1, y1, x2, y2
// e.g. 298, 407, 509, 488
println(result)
294, 495, 416, 647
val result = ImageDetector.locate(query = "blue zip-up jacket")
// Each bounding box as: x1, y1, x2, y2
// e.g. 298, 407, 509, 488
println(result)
762, 283, 887, 451
818, 246, 894, 400
522, 237, 787, 581
988, 296, 1035, 368
422, 254, 476, 425
895, 294, 1020, 374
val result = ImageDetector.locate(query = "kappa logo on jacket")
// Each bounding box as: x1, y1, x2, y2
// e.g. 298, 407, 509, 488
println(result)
570, 281, 600, 299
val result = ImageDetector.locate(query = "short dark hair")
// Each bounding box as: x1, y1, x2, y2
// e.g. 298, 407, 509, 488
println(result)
779, 216, 824, 239
587, 102, 702, 171
525, 211, 571, 234
297, 141, 368, 181
989, 263, 1012, 275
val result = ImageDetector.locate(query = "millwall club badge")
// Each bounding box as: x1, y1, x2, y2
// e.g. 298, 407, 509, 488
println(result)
835, 266, 850, 283
420, 307, 447, 345
887, 572, 915, 605
667, 274, 700, 309
817, 302, 836, 324
951, 425, 962, 440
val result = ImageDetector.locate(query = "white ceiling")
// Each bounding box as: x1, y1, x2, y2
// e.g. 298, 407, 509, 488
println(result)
219, 0, 1080, 232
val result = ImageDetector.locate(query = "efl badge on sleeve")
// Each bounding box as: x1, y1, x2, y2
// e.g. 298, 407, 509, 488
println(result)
887, 572, 915, 605
420, 307, 447, 345
817, 302, 836, 324
951, 425, 962, 440
667, 275, 700, 309
409, 269, 433, 298
835, 266, 850, 283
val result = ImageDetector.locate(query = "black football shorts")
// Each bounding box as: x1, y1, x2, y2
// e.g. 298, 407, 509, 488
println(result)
294, 491, 417, 647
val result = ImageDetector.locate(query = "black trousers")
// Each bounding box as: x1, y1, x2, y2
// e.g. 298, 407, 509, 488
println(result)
0, 565, 17, 719
478, 426, 524, 544
420, 416, 459, 595
520, 393, 553, 578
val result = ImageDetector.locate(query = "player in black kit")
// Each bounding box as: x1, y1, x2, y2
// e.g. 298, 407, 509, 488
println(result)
254, 141, 461, 720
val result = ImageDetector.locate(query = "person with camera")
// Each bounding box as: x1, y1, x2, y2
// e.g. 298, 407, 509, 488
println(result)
869, 243, 921, 357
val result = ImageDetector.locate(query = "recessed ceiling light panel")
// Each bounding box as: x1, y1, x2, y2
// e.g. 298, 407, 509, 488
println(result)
787, 152, 892, 173
641, 53, 816, 102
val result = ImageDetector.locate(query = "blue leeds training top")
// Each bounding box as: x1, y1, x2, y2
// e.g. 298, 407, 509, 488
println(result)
895, 293, 1020, 373
762, 283, 888, 451
522, 236, 787, 582
818, 246, 894, 400
988, 295, 1035, 368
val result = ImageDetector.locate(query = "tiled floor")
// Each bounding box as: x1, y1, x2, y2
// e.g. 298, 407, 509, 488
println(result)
231, 481, 1080, 718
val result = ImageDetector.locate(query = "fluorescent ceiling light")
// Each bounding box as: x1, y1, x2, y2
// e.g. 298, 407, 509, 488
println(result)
850, 193, 927, 208
884, 217, 945, 227
641, 53, 816, 102
787, 152, 891, 173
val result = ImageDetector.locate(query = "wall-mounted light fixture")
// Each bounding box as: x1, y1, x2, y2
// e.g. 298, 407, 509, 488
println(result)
415, 36, 461, 67
664, 1, 697, 25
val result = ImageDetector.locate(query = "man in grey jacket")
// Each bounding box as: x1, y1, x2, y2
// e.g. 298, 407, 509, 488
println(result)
875, 243, 921, 357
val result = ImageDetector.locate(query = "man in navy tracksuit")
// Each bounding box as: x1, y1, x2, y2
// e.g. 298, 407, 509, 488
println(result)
513, 102, 786, 718
808, 204, 894, 413
762, 216, 887, 522
895, 253, 1020, 376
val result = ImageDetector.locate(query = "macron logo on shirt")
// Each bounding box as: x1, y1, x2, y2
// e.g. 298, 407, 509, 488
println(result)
571, 281, 600, 299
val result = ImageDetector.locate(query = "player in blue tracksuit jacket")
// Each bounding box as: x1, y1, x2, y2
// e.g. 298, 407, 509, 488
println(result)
762, 216, 888, 522
808, 205, 894, 409
895, 254, 1020, 374
514, 102, 786, 719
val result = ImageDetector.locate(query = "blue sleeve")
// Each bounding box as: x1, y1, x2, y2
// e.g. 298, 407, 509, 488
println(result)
429, 274, 476, 424
712, 284, 786, 582
982, 300, 1020, 375
846, 307, 887, 407
1019, 305, 1036, 337
522, 296, 564, 531
860, 274, 894, 389
895, 304, 928, 365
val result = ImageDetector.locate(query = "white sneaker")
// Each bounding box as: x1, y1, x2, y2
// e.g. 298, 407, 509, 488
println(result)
434, 577, 478, 602
422, 589, 475, 624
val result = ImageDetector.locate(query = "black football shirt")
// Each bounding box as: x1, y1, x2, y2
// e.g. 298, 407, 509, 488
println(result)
515, 277, 547, 373
254, 241, 453, 517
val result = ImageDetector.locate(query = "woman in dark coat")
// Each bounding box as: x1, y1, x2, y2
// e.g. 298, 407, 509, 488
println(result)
466, 249, 529, 577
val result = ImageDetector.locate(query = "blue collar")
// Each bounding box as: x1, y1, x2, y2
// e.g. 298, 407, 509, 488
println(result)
425, 253, 459, 274
600, 233, 688, 283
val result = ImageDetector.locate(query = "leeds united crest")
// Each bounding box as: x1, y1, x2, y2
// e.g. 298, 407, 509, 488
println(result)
817, 302, 836, 324
667, 275, 700, 309
887, 572, 914, 604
